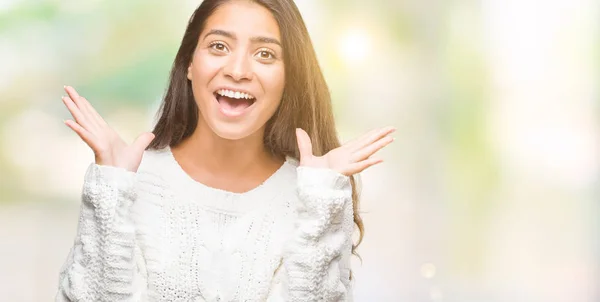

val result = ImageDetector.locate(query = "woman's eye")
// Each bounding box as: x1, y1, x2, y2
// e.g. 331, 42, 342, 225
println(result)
209, 42, 228, 52
256, 50, 275, 60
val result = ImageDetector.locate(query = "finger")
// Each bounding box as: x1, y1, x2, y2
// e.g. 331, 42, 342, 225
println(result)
344, 127, 380, 147
347, 126, 396, 150
295, 128, 313, 161
78, 95, 107, 127
64, 120, 99, 151
349, 157, 384, 175
64, 86, 101, 130
64, 85, 83, 105
352, 135, 394, 162
62, 96, 91, 129
132, 132, 155, 153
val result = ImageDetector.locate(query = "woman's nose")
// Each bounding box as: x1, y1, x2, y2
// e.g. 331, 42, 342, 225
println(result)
223, 52, 253, 82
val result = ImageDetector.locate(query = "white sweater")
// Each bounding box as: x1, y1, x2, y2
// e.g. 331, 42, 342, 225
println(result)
55, 147, 354, 302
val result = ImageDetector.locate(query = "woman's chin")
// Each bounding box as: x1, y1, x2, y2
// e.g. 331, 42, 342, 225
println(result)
209, 122, 259, 141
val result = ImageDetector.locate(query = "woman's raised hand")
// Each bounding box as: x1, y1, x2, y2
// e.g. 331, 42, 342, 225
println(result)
295, 127, 395, 176
62, 86, 155, 172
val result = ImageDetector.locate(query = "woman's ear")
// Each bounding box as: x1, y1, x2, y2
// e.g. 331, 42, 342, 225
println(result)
187, 64, 192, 80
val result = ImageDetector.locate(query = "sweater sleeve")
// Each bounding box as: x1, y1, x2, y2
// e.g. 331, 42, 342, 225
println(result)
55, 163, 148, 302
269, 166, 354, 302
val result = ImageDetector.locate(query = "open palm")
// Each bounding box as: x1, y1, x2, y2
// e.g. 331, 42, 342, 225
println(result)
62, 86, 154, 172
296, 127, 395, 176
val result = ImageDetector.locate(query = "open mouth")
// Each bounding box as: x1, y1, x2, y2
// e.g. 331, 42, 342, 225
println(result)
214, 89, 256, 117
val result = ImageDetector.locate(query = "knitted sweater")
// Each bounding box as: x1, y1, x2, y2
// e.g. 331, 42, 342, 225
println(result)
55, 147, 354, 302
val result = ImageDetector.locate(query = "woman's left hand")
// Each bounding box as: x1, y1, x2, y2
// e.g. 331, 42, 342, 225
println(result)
295, 127, 396, 176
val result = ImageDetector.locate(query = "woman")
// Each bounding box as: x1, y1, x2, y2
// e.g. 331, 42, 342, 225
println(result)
56, 0, 394, 301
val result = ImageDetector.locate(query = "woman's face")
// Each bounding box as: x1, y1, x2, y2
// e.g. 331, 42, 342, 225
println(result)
187, 0, 285, 140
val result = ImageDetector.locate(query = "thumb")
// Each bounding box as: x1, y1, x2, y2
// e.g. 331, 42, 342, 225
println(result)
132, 132, 155, 152
295, 128, 313, 161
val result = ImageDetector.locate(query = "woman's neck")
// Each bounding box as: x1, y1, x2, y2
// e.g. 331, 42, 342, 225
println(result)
171, 121, 283, 181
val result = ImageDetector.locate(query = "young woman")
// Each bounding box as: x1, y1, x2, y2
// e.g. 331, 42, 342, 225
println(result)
56, 0, 394, 301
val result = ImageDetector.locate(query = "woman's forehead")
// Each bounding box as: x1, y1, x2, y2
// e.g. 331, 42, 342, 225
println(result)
202, 1, 281, 41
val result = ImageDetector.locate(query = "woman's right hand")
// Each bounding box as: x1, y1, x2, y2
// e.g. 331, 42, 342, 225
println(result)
62, 86, 155, 172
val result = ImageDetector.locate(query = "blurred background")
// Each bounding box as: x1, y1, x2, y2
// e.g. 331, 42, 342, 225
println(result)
0, 0, 598, 301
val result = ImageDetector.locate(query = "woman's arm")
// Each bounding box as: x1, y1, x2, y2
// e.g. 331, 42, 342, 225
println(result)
55, 164, 147, 302
267, 127, 395, 301
270, 166, 354, 302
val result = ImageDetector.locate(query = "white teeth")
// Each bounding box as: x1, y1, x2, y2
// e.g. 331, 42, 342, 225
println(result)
216, 89, 255, 100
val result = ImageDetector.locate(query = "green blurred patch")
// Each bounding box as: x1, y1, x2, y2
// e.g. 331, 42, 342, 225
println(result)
77, 47, 175, 110
0, 2, 60, 31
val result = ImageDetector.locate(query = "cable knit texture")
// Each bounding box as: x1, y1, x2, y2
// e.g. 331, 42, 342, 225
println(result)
56, 147, 354, 302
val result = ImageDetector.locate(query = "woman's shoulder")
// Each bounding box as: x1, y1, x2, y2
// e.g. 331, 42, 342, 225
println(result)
136, 147, 175, 180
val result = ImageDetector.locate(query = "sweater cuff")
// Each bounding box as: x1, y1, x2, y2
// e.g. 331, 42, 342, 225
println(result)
296, 166, 350, 191
82, 163, 137, 209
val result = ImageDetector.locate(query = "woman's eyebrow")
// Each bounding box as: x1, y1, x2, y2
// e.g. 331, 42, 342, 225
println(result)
203, 29, 282, 47
203, 29, 235, 40
251, 36, 281, 47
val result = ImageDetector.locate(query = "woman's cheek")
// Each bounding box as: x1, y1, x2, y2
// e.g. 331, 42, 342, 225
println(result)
196, 53, 226, 75
257, 64, 285, 89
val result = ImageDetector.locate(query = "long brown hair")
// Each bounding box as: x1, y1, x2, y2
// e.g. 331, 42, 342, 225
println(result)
149, 0, 364, 256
